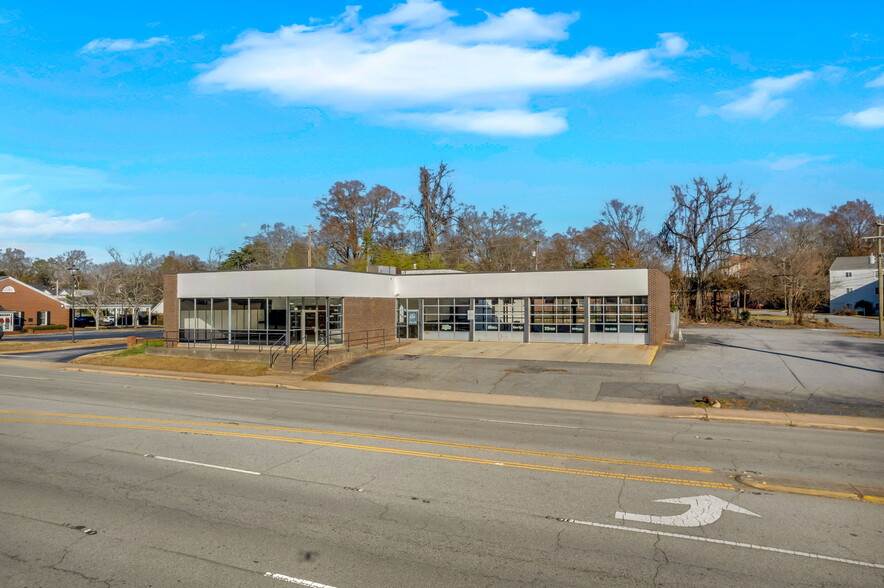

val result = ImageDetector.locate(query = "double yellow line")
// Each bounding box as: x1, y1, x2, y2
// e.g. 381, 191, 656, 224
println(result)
0, 410, 733, 490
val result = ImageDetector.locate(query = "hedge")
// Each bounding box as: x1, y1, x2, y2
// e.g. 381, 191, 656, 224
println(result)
29, 324, 69, 331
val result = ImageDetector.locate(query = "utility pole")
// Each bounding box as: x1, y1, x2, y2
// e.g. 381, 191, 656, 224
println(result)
532, 240, 539, 271
307, 225, 314, 268
862, 221, 884, 337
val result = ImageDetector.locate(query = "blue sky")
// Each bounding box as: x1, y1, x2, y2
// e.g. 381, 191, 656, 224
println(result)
1, 0, 882, 262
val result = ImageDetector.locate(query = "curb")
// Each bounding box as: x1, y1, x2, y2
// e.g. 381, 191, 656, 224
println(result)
736, 473, 884, 504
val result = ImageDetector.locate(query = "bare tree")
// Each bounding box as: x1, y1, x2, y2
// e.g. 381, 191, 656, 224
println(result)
409, 162, 457, 261
109, 249, 160, 327
80, 263, 120, 330
457, 205, 545, 271
314, 181, 403, 266
0, 248, 32, 279
822, 199, 880, 257
746, 210, 829, 324
598, 200, 654, 267
661, 176, 771, 321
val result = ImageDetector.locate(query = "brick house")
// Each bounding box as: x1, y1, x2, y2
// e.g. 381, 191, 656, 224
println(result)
0, 276, 70, 332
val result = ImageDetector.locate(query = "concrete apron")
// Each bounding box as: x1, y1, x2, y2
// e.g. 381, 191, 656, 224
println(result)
389, 340, 658, 365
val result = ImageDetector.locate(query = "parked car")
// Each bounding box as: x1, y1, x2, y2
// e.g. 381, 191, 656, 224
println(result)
73, 316, 96, 327
101, 316, 116, 326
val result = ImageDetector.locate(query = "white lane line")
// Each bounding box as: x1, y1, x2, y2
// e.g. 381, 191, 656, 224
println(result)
264, 572, 338, 587
194, 392, 256, 400
0, 374, 49, 379
561, 518, 884, 570
480, 418, 578, 429
146, 454, 261, 476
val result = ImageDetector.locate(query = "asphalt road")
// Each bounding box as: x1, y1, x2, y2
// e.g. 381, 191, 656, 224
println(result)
2, 328, 162, 342
0, 362, 881, 587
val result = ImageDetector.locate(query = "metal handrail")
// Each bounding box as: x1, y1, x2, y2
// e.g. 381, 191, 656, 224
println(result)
268, 333, 287, 368
312, 333, 330, 371
343, 328, 393, 351
290, 336, 307, 370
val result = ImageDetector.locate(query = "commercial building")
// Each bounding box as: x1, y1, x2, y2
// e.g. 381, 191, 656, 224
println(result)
0, 276, 70, 332
829, 255, 881, 315
163, 267, 670, 348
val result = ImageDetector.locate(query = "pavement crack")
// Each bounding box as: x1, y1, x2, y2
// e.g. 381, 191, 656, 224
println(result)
651, 534, 669, 586
669, 421, 695, 442
615, 478, 626, 514
488, 371, 512, 395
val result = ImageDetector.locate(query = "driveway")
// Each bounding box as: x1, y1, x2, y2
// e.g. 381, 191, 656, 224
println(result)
322, 327, 884, 417
823, 313, 881, 333
655, 327, 883, 415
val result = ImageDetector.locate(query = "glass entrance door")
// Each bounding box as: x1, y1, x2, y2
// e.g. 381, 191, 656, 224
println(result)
289, 298, 333, 346
291, 306, 303, 343
304, 310, 318, 344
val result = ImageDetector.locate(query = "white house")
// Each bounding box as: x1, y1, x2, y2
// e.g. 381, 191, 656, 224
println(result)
829, 255, 880, 315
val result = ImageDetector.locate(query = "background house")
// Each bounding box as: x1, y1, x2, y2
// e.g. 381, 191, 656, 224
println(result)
829, 255, 881, 315
0, 276, 70, 331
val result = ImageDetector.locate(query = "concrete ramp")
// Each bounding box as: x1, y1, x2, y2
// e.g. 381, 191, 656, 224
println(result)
389, 341, 657, 365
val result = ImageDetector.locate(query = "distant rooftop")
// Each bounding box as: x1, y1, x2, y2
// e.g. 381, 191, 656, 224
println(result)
829, 255, 879, 271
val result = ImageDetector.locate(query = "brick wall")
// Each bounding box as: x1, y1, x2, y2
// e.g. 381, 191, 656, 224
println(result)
343, 297, 396, 341
162, 274, 179, 345
647, 269, 671, 345
0, 277, 70, 329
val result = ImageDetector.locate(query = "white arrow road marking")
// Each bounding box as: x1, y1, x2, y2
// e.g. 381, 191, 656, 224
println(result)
615, 495, 760, 527
264, 572, 338, 587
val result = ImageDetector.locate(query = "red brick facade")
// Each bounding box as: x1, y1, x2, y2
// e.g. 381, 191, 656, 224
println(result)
343, 297, 396, 341
162, 274, 178, 345
647, 269, 671, 345
0, 277, 70, 329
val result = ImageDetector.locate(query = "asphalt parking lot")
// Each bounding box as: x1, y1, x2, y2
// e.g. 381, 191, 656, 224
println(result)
323, 326, 884, 417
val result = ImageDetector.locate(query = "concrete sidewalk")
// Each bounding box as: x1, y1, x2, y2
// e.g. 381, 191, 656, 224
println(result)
390, 340, 657, 365
2, 357, 881, 433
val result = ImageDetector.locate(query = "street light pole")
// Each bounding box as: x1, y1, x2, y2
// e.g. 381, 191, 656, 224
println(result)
862, 221, 884, 337
67, 266, 79, 343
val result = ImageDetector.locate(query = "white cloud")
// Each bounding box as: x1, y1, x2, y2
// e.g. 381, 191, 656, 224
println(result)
0, 153, 126, 207
867, 72, 884, 88
80, 36, 169, 54
765, 153, 832, 171
711, 71, 814, 121
395, 108, 568, 136
840, 105, 884, 129
0, 210, 167, 239
196, 1, 687, 136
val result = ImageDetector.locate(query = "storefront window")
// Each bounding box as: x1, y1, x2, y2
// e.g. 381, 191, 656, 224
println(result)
529, 297, 585, 333
589, 296, 648, 333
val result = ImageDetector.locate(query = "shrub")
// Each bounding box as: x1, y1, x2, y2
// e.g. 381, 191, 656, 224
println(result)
30, 324, 68, 331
